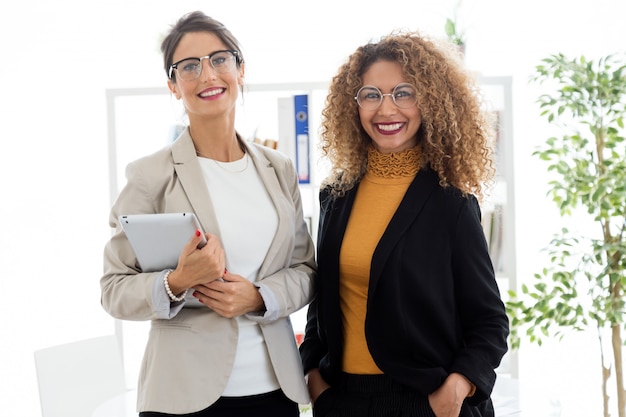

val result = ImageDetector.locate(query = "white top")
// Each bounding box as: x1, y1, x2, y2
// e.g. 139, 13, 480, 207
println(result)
198, 152, 280, 396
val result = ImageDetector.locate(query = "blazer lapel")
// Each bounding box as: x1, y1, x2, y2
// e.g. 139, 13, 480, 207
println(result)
170, 129, 222, 237
243, 143, 290, 280
368, 169, 439, 298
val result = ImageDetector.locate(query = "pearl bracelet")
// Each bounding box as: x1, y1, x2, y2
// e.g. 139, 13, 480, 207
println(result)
163, 269, 187, 302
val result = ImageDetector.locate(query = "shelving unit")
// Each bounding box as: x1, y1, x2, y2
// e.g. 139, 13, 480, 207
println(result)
478, 76, 517, 377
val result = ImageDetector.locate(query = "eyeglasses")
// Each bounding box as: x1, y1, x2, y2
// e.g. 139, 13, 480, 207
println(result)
168, 50, 240, 81
354, 83, 418, 110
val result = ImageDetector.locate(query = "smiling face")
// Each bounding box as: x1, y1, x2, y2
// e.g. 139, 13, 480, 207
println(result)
167, 31, 244, 123
358, 60, 422, 154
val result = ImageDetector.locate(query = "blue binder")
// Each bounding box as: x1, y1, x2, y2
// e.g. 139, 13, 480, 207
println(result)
294, 94, 310, 184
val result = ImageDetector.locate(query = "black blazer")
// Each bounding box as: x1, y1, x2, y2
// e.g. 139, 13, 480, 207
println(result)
300, 169, 509, 415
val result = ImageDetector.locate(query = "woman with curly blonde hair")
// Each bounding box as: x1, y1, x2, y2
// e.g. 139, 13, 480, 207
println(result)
300, 31, 509, 417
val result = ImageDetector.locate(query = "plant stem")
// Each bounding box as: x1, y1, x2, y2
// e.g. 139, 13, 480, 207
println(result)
612, 312, 625, 417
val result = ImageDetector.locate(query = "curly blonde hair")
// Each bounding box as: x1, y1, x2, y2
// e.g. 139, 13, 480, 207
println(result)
320, 30, 495, 201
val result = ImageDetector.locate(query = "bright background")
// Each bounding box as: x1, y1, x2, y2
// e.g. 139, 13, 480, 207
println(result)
1, 1, 624, 416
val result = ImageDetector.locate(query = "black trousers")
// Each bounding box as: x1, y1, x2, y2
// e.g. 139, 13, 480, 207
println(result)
313, 373, 436, 417
139, 389, 299, 417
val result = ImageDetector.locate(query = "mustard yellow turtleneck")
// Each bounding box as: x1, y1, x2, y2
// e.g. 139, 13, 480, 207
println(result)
339, 145, 422, 374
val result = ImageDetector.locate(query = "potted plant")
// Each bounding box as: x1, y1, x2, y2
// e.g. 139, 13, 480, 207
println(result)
506, 53, 626, 417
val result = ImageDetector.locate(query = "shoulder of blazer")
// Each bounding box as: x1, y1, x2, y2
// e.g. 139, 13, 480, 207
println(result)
407, 169, 471, 205
245, 142, 299, 189
318, 183, 358, 216
126, 144, 174, 179
316, 184, 359, 251
407, 169, 481, 225
122, 130, 204, 210
319, 185, 335, 213
248, 142, 294, 170
125, 127, 194, 175
317, 186, 336, 244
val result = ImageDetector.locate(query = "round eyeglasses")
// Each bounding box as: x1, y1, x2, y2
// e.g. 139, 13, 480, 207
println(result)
168, 50, 240, 81
354, 83, 418, 110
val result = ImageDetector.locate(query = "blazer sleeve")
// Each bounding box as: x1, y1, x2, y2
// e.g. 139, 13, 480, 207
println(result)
299, 187, 334, 374
449, 196, 510, 404
101, 154, 169, 321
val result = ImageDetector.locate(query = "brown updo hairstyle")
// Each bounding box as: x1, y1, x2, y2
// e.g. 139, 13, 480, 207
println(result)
160, 11, 244, 87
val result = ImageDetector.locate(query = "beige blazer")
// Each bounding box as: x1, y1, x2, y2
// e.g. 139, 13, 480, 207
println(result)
101, 128, 316, 414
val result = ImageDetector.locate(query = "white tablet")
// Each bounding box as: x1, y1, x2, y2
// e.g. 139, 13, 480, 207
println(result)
118, 212, 207, 272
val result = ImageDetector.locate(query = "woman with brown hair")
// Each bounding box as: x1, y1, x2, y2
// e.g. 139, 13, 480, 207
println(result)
300, 31, 509, 417
101, 11, 315, 417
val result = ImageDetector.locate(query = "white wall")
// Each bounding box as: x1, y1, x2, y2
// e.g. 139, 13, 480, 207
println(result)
1, 0, 624, 416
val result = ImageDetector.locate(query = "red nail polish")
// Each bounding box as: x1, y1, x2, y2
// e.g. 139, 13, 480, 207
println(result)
195, 229, 201, 237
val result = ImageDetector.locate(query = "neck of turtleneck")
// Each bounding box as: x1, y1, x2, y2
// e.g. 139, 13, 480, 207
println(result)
366, 145, 422, 178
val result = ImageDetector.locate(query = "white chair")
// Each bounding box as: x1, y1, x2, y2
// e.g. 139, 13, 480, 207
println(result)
34, 335, 128, 417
